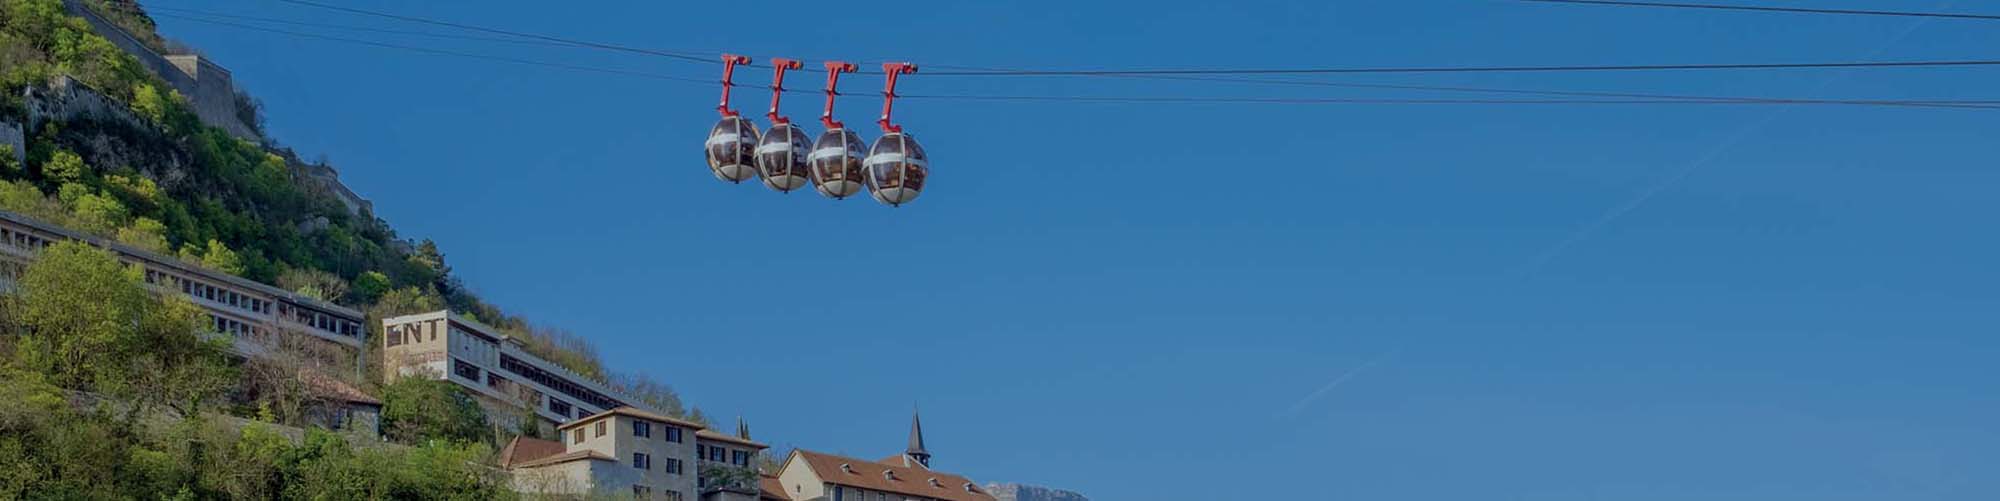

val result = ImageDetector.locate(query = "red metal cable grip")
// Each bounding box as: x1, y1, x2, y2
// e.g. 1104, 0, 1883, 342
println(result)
766, 58, 802, 124
821, 61, 858, 129
878, 62, 918, 133
717, 54, 750, 117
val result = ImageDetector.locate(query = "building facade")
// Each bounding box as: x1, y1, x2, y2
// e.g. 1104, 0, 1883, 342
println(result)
772, 413, 997, 501
0, 211, 367, 366
382, 310, 659, 430
502, 407, 773, 500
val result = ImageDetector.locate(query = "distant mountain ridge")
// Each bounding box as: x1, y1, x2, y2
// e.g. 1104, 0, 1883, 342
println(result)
984, 483, 1089, 501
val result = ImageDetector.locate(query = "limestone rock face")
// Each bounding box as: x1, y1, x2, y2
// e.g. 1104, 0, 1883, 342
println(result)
984, 483, 1089, 501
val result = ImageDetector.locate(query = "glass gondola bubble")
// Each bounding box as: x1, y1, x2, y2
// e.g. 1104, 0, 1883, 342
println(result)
865, 132, 927, 207
810, 127, 867, 199
704, 115, 761, 183
756, 122, 812, 192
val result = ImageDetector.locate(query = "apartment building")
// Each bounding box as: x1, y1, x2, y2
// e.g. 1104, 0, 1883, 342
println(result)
382, 310, 664, 430
501, 406, 778, 501
0, 211, 368, 364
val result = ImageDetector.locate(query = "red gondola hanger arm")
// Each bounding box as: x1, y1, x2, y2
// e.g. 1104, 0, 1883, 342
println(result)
717, 54, 751, 117
878, 62, 918, 133
821, 61, 857, 129
767, 57, 802, 124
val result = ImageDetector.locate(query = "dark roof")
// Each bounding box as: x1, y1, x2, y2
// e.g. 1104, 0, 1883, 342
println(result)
499, 436, 567, 468
697, 429, 769, 449
301, 370, 381, 406
511, 450, 615, 469
792, 450, 995, 501
558, 406, 707, 431
907, 410, 929, 458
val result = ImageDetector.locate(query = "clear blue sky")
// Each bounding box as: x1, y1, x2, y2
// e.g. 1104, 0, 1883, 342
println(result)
147, 1, 1997, 498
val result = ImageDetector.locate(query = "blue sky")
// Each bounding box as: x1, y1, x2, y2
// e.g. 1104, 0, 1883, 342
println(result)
143, 1, 1998, 499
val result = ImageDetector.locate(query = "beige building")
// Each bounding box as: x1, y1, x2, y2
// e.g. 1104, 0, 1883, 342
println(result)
772, 413, 997, 501
383, 310, 658, 432
501, 407, 778, 500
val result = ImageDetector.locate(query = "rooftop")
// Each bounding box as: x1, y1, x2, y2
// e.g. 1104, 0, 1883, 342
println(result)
558, 406, 708, 431
790, 450, 995, 501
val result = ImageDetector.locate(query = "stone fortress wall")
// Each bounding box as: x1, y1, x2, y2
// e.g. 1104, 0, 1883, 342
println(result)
60, 0, 374, 217
62, 0, 257, 140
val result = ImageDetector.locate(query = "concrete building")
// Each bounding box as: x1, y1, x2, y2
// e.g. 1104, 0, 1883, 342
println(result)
382, 310, 662, 432
0, 210, 368, 366
772, 413, 997, 501
500, 407, 776, 500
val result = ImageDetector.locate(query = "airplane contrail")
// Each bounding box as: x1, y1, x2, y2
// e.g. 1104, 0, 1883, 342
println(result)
1516, 5, 1946, 278
1281, 348, 1400, 418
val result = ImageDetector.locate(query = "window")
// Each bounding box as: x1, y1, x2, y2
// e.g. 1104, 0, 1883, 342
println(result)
633, 420, 652, 438
664, 491, 682, 501
696, 444, 705, 459
633, 452, 651, 470
595, 420, 607, 437
665, 458, 682, 474
572, 429, 584, 444
550, 399, 572, 417
711, 447, 725, 462
733, 450, 749, 466
631, 485, 651, 500
452, 356, 478, 378
665, 426, 683, 443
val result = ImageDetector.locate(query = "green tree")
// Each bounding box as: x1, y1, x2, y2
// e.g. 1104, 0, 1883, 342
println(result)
352, 270, 391, 304
279, 268, 349, 303
0, 145, 18, 175
379, 377, 489, 445
41, 149, 84, 185
5, 241, 233, 414
115, 217, 171, 254
131, 82, 166, 124
180, 239, 244, 275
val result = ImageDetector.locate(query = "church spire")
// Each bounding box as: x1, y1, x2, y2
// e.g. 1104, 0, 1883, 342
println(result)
906, 407, 931, 467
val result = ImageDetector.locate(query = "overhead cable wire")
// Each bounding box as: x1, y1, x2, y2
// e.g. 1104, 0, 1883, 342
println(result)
898, 93, 2000, 109
140, 9, 2000, 110
269, 0, 717, 64
922, 59, 2000, 76
155, 15, 713, 84
256, 0, 2000, 77
1519, 0, 2000, 21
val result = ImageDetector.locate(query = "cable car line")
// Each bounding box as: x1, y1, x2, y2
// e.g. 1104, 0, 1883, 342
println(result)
922, 59, 2000, 76
136, 7, 582, 47
897, 94, 2000, 109
148, 12, 2000, 111
270, 0, 717, 65
1519, 0, 2000, 21
252, 0, 2000, 78
160, 14, 716, 85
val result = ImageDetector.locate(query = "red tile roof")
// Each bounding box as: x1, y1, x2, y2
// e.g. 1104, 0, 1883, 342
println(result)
759, 474, 791, 501
499, 436, 566, 469
792, 450, 995, 501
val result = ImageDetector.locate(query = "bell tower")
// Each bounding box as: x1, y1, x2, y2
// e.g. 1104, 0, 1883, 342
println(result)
906, 409, 931, 468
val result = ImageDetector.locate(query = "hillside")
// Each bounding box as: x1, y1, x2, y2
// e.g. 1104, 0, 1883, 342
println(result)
0, 0, 702, 419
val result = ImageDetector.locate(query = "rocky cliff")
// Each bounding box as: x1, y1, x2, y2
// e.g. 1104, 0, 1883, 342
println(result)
985, 483, 1089, 501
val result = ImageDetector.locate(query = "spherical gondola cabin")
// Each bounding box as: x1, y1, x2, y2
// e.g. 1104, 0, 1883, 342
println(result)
705, 116, 761, 183
865, 132, 928, 207
809, 128, 868, 199
757, 123, 812, 192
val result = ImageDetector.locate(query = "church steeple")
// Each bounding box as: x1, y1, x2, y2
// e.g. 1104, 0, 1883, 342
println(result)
906, 408, 931, 467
